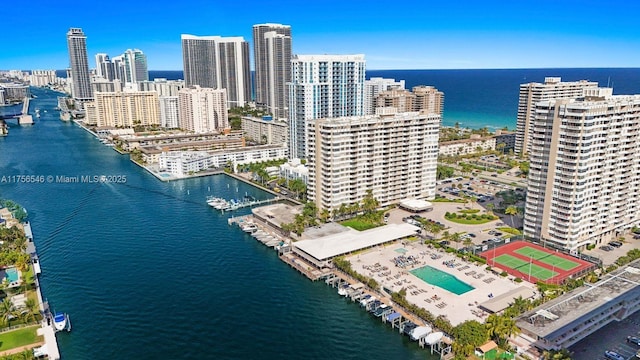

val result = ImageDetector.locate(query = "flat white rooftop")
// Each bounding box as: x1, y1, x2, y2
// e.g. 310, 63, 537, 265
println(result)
293, 223, 420, 261
399, 199, 433, 212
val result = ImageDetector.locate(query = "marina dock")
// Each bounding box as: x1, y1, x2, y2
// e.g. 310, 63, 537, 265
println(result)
209, 196, 280, 211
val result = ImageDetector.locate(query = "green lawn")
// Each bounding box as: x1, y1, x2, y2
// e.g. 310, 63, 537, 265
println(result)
0, 325, 42, 351
445, 214, 498, 225
497, 227, 522, 235
459, 209, 480, 214
432, 198, 466, 203
341, 219, 380, 231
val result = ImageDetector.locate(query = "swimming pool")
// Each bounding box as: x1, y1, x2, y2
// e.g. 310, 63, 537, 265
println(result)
410, 265, 474, 295
5, 267, 18, 283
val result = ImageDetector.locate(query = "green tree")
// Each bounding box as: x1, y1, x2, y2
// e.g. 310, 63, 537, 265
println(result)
505, 206, 518, 229
519, 161, 530, 176
24, 298, 37, 323
319, 209, 331, 223
0, 298, 15, 326
450, 232, 463, 250
543, 348, 573, 360
361, 189, 379, 214
451, 320, 488, 357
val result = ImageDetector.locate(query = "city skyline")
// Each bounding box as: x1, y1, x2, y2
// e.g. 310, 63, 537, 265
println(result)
3, 0, 640, 71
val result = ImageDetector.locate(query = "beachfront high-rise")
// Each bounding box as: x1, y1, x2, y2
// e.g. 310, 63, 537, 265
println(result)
374, 86, 444, 116
253, 23, 291, 119
288, 54, 366, 159
66, 28, 93, 101
178, 86, 229, 133
515, 77, 598, 155
307, 111, 440, 212
363, 77, 405, 115
181, 34, 251, 108
523, 88, 640, 250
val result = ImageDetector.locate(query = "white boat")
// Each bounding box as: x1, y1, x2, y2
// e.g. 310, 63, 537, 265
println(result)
410, 326, 432, 341
53, 312, 71, 332
337, 284, 349, 296
423, 331, 443, 345
240, 222, 258, 233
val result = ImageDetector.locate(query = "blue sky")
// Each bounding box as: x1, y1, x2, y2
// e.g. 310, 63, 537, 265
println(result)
4, 0, 640, 70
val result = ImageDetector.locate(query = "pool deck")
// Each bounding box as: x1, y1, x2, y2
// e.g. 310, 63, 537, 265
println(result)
346, 241, 535, 326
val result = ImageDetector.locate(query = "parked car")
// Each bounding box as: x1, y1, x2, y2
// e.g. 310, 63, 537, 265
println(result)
468, 233, 476, 238
628, 336, 640, 346
605, 350, 625, 360
634, 234, 640, 240
439, 240, 450, 246
491, 174, 498, 177
600, 245, 613, 252
609, 241, 623, 248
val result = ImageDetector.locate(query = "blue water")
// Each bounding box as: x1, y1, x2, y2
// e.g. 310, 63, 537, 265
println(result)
410, 265, 474, 295
0, 87, 432, 359
143, 68, 640, 130
5, 267, 18, 282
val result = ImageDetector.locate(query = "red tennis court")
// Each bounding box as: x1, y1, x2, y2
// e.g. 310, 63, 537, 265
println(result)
479, 241, 596, 284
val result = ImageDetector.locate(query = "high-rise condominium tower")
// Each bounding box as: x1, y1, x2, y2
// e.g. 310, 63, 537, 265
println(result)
252, 23, 291, 119
307, 111, 440, 212
178, 86, 229, 133
515, 77, 598, 155
181, 35, 251, 108
523, 88, 640, 250
123, 49, 148, 83
363, 77, 405, 115
288, 54, 366, 159
66, 28, 93, 100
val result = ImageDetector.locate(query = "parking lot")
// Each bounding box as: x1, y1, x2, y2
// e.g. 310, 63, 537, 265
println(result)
571, 308, 640, 360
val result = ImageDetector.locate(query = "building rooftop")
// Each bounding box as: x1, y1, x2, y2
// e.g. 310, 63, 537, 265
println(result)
516, 259, 640, 339
294, 223, 420, 261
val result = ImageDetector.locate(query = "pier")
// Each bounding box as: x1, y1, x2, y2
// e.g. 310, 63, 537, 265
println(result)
209, 196, 280, 211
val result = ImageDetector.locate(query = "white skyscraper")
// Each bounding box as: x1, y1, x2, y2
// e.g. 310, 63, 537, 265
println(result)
363, 77, 405, 115
123, 49, 148, 83
252, 23, 292, 118
288, 54, 366, 159
523, 88, 640, 250
515, 77, 598, 155
181, 34, 251, 107
66, 28, 93, 100
178, 86, 229, 133
307, 111, 440, 212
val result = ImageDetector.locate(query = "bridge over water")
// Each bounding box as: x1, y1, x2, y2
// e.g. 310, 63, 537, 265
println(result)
0, 97, 32, 124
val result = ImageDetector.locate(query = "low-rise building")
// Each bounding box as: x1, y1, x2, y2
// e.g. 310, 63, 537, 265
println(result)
279, 158, 308, 184
114, 131, 244, 152
515, 259, 640, 357
439, 135, 496, 156
158, 145, 288, 176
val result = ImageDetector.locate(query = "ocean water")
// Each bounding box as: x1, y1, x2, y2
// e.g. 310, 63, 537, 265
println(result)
0, 87, 431, 359
148, 68, 640, 130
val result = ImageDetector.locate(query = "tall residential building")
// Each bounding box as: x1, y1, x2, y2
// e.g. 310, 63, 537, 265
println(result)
138, 78, 185, 97
413, 86, 444, 116
66, 28, 93, 100
123, 49, 149, 83
29, 70, 57, 87
288, 54, 366, 159
178, 86, 229, 133
363, 77, 405, 115
95, 53, 115, 80
93, 90, 160, 128
159, 96, 179, 128
307, 111, 440, 212
515, 77, 598, 155
252, 23, 292, 117
111, 55, 127, 83
374, 85, 444, 116
181, 34, 251, 107
523, 88, 640, 250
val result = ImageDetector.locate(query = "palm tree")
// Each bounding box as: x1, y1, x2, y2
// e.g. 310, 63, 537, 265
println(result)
505, 206, 518, 229
24, 298, 37, 323
0, 298, 15, 326
486, 203, 495, 214
450, 232, 463, 250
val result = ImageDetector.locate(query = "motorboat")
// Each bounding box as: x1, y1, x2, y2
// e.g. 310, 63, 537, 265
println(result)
53, 312, 71, 332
